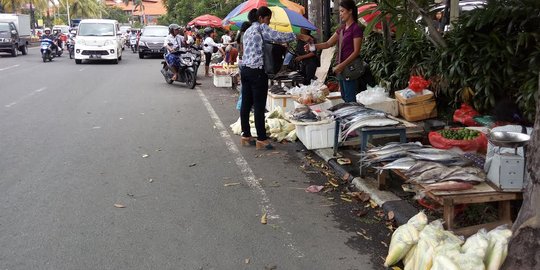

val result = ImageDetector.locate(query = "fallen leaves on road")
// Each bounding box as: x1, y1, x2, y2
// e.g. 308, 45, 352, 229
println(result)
224, 182, 241, 187
347, 191, 371, 202
188, 163, 197, 167
352, 208, 369, 217
305, 185, 324, 193
356, 231, 372, 240
260, 212, 267, 224
337, 158, 351, 165
380, 241, 388, 248
114, 203, 125, 208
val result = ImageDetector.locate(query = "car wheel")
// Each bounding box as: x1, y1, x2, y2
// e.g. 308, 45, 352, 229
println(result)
11, 46, 17, 57
118, 55, 122, 61
75, 59, 82, 64
138, 52, 144, 59
20, 45, 28, 55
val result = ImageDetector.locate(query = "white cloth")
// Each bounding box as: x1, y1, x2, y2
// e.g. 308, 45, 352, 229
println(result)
221, 34, 232, 44
163, 34, 184, 50
203, 37, 219, 53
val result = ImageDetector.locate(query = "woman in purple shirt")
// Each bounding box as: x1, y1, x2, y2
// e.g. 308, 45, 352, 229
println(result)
308, 0, 363, 102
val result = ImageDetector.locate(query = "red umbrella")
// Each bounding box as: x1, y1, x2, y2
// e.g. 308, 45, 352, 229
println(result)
188, 14, 223, 28
358, 3, 395, 33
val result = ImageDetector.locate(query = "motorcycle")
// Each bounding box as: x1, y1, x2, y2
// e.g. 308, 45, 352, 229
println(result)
40, 38, 55, 62
130, 36, 137, 53
67, 36, 75, 59
160, 47, 197, 89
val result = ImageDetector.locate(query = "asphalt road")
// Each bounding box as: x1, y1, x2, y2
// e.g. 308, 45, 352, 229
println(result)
0, 48, 386, 270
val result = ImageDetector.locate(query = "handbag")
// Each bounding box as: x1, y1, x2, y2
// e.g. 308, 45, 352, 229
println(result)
258, 26, 287, 77
337, 26, 366, 81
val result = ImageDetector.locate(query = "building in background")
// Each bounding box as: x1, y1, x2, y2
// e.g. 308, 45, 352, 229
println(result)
105, 0, 166, 25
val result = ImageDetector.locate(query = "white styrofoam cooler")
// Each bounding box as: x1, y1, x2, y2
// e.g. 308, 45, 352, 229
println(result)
296, 120, 342, 150
213, 75, 232, 87
293, 99, 333, 112
362, 97, 399, 116
266, 93, 295, 112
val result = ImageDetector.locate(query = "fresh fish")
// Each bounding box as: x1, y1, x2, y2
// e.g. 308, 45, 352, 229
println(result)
408, 152, 462, 162
368, 142, 424, 153
291, 107, 319, 122
328, 102, 363, 112
408, 148, 453, 155
425, 181, 474, 192
408, 166, 448, 184
364, 143, 423, 157
406, 161, 445, 176
341, 118, 400, 140
361, 151, 410, 167
375, 157, 417, 171
441, 169, 485, 183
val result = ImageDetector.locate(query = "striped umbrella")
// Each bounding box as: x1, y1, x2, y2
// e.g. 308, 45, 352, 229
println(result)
228, 6, 316, 33
223, 0, 305, 26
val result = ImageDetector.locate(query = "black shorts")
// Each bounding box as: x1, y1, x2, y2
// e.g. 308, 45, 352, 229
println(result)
204, 52, 212, 66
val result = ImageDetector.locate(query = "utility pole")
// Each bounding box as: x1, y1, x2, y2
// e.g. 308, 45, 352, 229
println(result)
66, 0, 70, 26
308, 0, 323, 40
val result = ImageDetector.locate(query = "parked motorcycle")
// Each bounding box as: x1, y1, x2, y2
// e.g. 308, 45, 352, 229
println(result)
40, 37, 55, 62
67, 37, 75, 59
160, 47, 197, 89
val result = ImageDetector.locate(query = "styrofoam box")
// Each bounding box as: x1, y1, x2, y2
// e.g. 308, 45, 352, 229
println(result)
363, 97, 399, 116
296, 121, 342, 150
327, 92, 344, 107
293, 99, 333, 112
266, 93, 295, 112
213, 75, 232, 87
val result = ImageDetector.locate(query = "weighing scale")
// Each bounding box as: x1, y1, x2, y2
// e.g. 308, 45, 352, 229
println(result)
486, 131, 530, 191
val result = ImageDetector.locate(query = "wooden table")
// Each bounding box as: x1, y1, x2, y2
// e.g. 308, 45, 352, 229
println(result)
378, 168, 522, 236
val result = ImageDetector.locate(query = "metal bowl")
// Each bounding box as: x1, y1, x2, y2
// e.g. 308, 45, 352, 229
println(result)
488, 131, 530, 148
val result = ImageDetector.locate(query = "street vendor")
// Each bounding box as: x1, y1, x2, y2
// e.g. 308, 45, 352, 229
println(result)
203, 27, 225, 77
295, 28, 319, 85
306, 0, 363, 102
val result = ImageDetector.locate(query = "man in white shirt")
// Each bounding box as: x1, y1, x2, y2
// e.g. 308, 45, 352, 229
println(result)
221, 30, 232, 44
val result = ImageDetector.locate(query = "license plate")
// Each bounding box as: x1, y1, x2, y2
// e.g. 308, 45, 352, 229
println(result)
41, 45, 49, 49
90, 54, 101, 59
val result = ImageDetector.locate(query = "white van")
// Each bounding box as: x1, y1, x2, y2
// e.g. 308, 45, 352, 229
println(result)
74, 19, 123, 64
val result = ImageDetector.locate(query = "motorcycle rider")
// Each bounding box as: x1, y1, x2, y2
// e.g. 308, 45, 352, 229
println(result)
41, 28, 59, 54
164, 24, 185, 81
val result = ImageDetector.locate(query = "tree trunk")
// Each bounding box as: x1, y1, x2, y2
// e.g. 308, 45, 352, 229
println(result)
308, 0, 323, 39
501, 73, 540, 269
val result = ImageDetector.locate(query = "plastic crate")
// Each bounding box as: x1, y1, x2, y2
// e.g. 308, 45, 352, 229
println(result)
296, 121, 341, 150
213, 75, 232, 88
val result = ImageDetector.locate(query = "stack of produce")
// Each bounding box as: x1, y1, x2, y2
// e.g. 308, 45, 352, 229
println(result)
429, 128, 488, 153
385, 213, 513, 270
288, 81, 329, 105
329, 103, 400, 141
229, 107, 297, 142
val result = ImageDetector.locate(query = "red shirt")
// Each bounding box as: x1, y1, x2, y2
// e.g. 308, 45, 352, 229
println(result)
336, 23, 363, 63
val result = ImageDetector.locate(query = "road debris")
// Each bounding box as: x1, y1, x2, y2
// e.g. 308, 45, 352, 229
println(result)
148, 178, 154, 183
305, 185, 324, 193
357, 231, 372, 240
337, 158, 351, 165
142, 154, 149, 158
244, 258, 250, 264
224, 182, 241, 187
188, 163, 197, 167
114, 203, 125, 208
260, 212, 267, 224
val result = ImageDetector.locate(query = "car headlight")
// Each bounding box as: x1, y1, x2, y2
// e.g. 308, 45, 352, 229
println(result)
104, 40, 115, 46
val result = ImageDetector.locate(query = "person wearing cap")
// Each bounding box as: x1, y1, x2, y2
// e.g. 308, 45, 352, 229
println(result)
41, 28, 59, 53
164, 24, 184, 81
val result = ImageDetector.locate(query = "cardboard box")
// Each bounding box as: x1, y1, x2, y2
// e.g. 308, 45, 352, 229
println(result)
398, 99, 437, 121
395, 89, 434, 104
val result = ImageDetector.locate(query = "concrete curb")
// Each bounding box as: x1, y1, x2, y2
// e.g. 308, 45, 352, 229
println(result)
312, 148, 418, 225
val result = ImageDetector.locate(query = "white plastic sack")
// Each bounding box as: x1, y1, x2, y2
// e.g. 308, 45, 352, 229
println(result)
462, 229, 489, 259
403, 245, 417, 270
413, 220, 446, 270
384, 212, 428, 267
431, 254, 461, 270
454, 253, 486, 270
356, 85, 388, 105
485, 226, 512, 270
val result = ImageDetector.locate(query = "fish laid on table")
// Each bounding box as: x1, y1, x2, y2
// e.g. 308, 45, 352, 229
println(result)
406, 161, 486, 184
425, 181, 474, 192
374, 157, 417, 171
405, 161, 446, 176
290, 107, 319, 122
341, 118, 400, 140
361, 151, 410, 168
364, 142, 423, 157
328, 102, 363, 112
368, 142, 424, 153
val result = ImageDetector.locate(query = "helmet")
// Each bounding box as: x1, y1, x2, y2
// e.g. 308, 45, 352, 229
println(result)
204, 27, 214, 35
44, 27, 51, 33
169, 24, 181, 31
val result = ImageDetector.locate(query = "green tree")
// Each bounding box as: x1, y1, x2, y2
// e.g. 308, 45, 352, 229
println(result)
103, 6, 129, 23
70, 0, 103, 18
124, 0, 146, 25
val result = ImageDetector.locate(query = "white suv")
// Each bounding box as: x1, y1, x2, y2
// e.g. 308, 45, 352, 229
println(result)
74, 19, 123, 64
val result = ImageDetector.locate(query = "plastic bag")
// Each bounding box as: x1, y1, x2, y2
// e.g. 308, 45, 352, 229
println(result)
413, 220, 446, 270
384, 212, 428, 267
454, 104, 480, 127
408, 76, 430, 93
431, 254, 461, 270
454, 253, 486, 270
356, 85, 388, 105
462, 229, 489, 259
429, 130, 488, 153
485, 226, 512, 270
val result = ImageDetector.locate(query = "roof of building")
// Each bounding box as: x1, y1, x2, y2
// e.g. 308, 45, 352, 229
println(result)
105, 0, 167, 16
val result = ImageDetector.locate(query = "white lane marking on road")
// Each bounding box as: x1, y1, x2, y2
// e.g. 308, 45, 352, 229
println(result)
196, 87, 305, 258
0, 64, 20, 71
4, 87, 47, 108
